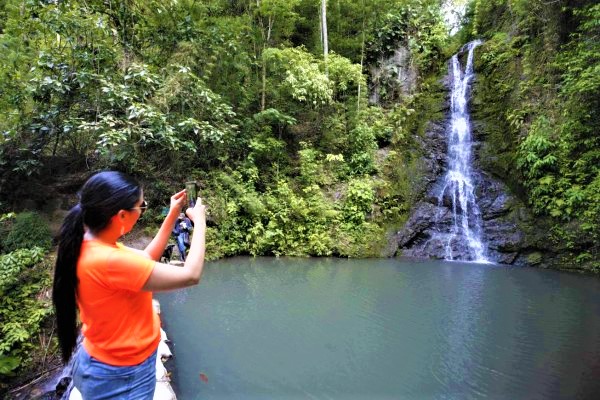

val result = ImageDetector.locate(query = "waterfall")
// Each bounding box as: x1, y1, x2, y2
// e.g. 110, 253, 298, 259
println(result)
433, 40, 489, 263
395, 40, 527, 265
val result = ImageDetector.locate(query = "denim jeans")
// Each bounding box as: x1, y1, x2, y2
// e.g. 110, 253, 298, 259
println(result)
176, 234, 187, 261
72, 346, 156, 400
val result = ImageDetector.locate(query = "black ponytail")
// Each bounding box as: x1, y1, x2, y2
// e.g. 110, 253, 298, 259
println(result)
53, 204, 84, 362
52, 171, 141, 363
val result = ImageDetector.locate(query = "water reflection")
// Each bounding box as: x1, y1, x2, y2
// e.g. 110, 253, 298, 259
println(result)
156, 257, 600, 400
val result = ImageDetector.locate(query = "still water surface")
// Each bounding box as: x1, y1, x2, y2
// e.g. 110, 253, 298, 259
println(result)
156, 257, 600, 399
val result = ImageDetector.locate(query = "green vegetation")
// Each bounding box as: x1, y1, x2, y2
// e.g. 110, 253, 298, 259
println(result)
1, 211, 52, 253
464, 0, 599, 271
2, 0, 594, 269
0, 0, 449, 261
0, 213, 53, 385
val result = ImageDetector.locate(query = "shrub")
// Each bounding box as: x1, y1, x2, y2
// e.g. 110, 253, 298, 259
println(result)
342, 178, 375, 225
0, 247, 51, 378
0, 213, 16, 254
3, 212, 52, 253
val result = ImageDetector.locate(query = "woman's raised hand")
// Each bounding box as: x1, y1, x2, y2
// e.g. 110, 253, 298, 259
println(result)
170, 189, 187, 213
186, 197, 206, 225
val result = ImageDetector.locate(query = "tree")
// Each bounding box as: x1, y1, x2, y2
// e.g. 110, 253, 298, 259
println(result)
321, 0, 329, 76
253, 0, 301, 110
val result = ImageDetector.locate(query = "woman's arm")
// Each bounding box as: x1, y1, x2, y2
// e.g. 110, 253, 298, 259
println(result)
142, 197, 206, 291
142, 190, 186, 261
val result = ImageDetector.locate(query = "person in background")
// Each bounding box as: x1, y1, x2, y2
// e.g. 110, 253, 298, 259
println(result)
52, 171, 206, 399
172, 212, 192, 261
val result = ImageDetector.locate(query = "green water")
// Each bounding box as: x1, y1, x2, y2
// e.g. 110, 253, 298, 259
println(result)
156, 257, 600, 399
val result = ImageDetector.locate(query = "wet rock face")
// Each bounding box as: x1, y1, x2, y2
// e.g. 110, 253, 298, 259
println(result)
395, 202, 442, 249
393, 172, 524, 264
369, 46, 419, 105
387, 44, 552, 267
391, 138, 553, 266
420, 121, 448, 184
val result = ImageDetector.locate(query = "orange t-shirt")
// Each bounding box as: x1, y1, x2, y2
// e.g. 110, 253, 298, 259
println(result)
76, 240, 160, 366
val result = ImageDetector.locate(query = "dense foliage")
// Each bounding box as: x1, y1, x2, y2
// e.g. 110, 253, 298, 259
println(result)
0, 213, 52, 382
1, 211, 52, 253
0, 0, 449, 260
463, 0, 599, 270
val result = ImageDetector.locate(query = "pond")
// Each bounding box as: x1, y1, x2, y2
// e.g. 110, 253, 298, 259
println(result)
156, 257, 600, 400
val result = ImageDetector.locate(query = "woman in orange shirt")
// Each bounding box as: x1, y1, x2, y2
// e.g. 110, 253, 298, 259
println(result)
52, 171, 206, 399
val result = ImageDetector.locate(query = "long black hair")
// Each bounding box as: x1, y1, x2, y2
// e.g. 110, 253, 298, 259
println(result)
52, 171, 142, 362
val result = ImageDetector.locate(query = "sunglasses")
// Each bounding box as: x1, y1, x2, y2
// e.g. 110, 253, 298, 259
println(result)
130, 200, 148, 216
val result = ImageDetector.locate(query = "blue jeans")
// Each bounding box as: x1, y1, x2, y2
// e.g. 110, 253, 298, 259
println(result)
176, 234, 187, 261
72, 346, 156, 400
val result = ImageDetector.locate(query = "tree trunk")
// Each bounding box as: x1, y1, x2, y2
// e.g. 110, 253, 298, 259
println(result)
358, 18, 365, 112
321, 0, 328, 77
261, 58, 267, 111
261, 15, 273, 111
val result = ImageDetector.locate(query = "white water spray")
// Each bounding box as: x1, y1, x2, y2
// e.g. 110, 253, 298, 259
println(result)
435, 40, 489, 263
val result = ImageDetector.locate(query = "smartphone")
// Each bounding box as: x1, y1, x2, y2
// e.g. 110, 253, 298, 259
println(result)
185, 181, 198, 207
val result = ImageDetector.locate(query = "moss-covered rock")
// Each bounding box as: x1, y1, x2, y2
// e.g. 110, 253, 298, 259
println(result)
527, 252, 543, 266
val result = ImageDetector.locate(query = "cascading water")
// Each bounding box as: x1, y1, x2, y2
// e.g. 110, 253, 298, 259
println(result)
433, 40, 489, 263
396, 40, 530, 265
